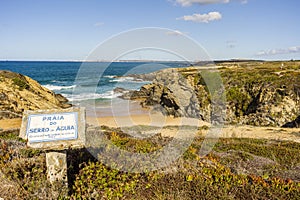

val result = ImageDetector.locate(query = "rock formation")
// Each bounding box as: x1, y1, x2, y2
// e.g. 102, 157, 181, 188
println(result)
122, 62, 300, 127
0, 70, 71, 119
121, 68, 203, 118
282, 115, 300, 128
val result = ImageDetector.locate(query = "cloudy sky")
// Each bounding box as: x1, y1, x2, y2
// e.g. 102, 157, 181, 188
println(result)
0, 0, 299, 61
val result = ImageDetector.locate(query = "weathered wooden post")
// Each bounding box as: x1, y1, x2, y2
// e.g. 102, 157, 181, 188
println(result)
19, 107, 86, 198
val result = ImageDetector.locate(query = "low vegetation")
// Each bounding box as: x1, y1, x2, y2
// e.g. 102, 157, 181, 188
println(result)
12, 77, 30, 90
180, 61, 300, 126
0, 127, 300, 199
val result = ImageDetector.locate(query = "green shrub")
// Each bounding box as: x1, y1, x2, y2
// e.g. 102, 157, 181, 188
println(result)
72, 162, 141, 199
12, 77, 29, 90
226, 87, 251, 116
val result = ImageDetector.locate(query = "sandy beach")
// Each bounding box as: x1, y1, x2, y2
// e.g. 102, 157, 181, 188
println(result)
86, 115, 300, 142
1, 106, 300, 143
0, 118, 22, 130
87, 113, 206, 128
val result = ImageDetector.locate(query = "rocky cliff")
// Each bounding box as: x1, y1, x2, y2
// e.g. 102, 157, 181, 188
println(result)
122, 61, 300, 127
128, 68, 203, 119
0, 70, 71, 119
218, 62, 300, 127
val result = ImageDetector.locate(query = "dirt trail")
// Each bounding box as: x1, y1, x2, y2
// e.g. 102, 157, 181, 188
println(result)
206, 125, 300, 143
88, 115, 300, 143
151, 124, 300, 143
0, 118, 22, 130
1, 117, 300, 143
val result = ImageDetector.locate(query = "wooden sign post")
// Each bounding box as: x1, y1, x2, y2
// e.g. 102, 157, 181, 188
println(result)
19, 107, 86, 197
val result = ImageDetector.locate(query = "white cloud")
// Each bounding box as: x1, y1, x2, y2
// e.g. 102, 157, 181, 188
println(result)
94, 22, 104, 27
166, 30, 185, 36
256, 46, 300, 56
174, 0, 246, 6
175, 0, 229, 7
177, 12, 222, 23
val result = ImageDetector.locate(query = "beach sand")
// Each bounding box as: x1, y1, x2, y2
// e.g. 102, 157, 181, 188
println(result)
85, 100, 300, 142
87, 113, 206, 128
85, 115, 300, 142
0, 118, 22, 130
1, 100, 300, 143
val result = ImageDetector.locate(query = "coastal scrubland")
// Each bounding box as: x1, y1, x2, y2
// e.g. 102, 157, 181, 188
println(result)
0, 61, 300, 199
1, 126, 300, 199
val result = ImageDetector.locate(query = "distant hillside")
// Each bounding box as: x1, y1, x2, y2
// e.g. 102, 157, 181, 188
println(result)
0, 70, 71, 119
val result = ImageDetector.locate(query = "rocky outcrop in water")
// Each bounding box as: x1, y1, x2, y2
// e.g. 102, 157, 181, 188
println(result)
0, 70, 71, 119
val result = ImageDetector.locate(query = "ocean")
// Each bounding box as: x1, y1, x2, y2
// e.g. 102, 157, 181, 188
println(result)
0, 61, 189, 116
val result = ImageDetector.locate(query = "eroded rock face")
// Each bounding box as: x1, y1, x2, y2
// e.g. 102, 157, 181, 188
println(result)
124, 68, 203, 118
123, 62, 300, 127
0, 70, 71, 119
185, 68, 300, 127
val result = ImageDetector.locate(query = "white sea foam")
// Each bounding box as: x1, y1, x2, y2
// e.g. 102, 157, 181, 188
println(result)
66, 90, 121, 101
50, 80, 64, 83
109, 77, 135, 82
43, 84, 76, 91
109, 77, 148, 83
103, 75, 116, 78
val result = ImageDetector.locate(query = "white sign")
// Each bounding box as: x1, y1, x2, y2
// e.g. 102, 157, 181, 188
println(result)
26, 112, 78, 143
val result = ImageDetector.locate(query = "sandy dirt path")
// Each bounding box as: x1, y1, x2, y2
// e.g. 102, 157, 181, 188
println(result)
87, 114, 300, 143
0, 118, 22, 130
1, 115, 299, 143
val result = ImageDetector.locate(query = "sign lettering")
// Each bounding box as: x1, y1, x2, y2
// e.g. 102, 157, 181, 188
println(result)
26, 112, 78, 143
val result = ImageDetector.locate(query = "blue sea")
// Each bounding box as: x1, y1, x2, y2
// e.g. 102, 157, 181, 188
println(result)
0, 61, 188, 115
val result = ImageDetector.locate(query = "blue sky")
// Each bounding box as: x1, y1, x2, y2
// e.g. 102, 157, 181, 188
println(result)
0, 0, 299, 61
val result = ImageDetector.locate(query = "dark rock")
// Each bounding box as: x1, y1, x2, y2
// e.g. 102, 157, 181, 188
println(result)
119, 85, 152, 100
55, 94, 68, 102
282, 116, 300, 128
113, 87, 128, 94
130, 69, 204, 118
